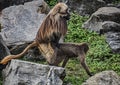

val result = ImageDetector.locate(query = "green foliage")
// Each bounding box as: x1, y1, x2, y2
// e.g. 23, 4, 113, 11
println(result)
0, 1, 120, 84
63, 13, 120, 85
45, 0, 58, 7
65, 13, 111, 59
112, 0, 120, 4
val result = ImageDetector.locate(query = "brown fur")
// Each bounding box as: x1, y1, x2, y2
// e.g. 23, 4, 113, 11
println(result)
0, 3, 92, 76
0, 3, 69, 65
36, 3, 69, 43
55, 43, 92, 76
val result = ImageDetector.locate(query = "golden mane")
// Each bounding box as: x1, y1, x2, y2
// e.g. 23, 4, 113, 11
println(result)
35, 14, 67, 43
35, 3, 68, 43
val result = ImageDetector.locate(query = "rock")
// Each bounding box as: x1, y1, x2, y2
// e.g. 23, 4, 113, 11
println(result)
0, 35, 10, 60
62, 0, 120, 16
117, 3, 120, 8
0, 0, 48, 59
83, 7, 120, 32
82, 70, 120, 85
103, 0, 114, 3
0, 34, 10, 70
0, 0, 34, 11
83, 7, 120, 53
105, 32, 120, 53
102, 22, 120, 53
2, 59, 65, 85
0, 0, 47, 46
8, 0, 34, 5
23, 48, 45, 61
66, 0, 106, 16
101, 21, 120, 34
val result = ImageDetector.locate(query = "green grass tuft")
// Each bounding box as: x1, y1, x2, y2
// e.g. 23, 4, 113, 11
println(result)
63, 13, 120, 85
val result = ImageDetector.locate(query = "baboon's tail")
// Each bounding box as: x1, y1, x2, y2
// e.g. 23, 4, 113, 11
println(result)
0, 41, 37, 65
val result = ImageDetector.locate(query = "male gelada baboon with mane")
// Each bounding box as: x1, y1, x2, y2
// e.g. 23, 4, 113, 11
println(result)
0, 2, 92, 76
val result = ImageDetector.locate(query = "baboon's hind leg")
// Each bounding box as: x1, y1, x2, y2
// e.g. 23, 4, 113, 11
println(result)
78, 52, 92, 76
62, 56, 69, 67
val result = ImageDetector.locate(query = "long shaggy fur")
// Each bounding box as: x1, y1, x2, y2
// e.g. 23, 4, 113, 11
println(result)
36, 3, 68, 44
0, 3, 92, 77
36, 15, 67, 43
0, 2, 69, 65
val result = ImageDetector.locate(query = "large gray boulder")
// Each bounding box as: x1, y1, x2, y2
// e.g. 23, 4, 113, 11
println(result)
102, 21, 120, 53
0, 0, 47, 46
82, 70, 120, 85
103, 0, 114, 3
83, 7, 120, 53
0, 0, 48, 59
66, 0, 106, 16
0, 0, 35, 11
2, 59, 65, 85
101, 21, 120, 33
83, 7, 120, 32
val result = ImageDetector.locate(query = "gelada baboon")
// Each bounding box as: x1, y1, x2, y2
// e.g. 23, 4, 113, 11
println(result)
0, 2, 70, 65
0, 2, 92, 76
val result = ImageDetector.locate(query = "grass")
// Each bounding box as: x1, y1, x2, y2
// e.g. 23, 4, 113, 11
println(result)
0, 11, 120, 85
113, 0, 120, 4
63, 13, 120, 85
0, 1, 120, 84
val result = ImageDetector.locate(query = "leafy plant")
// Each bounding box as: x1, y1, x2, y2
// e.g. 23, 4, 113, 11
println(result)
45, 0, 58, 7
63, 13, 120, 85
112, 0, 120, 4
0, 1, 120, 85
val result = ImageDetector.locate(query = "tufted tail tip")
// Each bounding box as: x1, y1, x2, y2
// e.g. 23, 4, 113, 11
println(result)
0, 55, 12, 65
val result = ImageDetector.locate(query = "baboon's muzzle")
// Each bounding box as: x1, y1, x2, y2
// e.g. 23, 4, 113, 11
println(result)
63, 12, 70, 20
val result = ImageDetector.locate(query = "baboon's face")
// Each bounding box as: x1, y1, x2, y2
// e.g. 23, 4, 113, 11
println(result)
58, 3, 70, 20
50, 3, 70, 20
